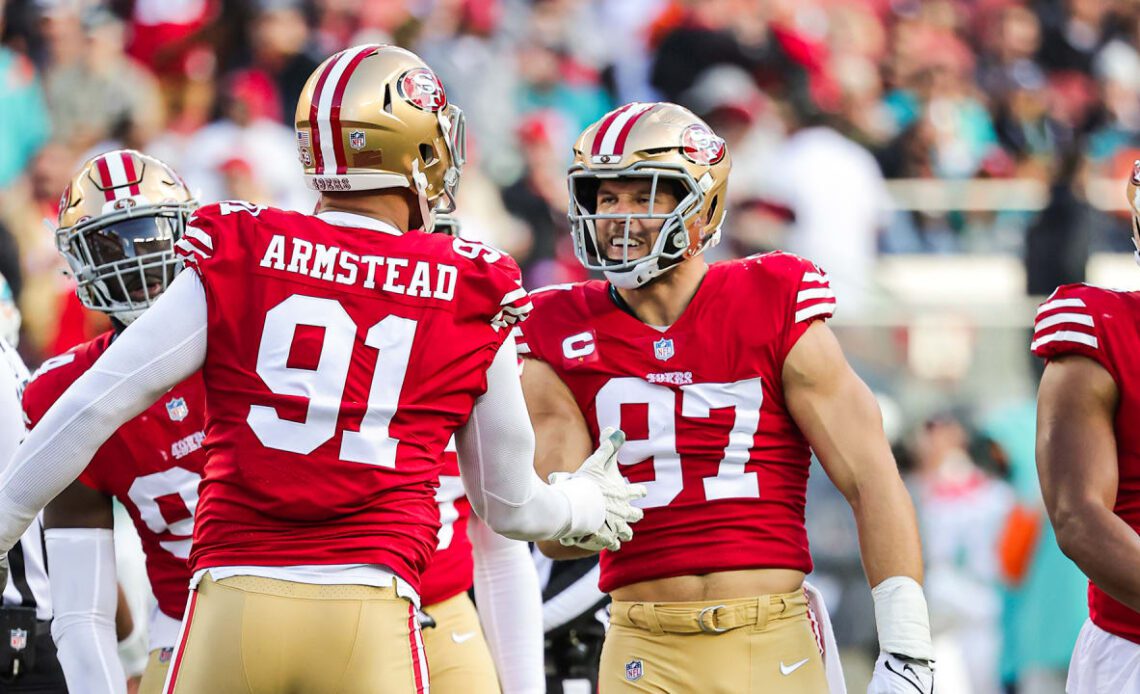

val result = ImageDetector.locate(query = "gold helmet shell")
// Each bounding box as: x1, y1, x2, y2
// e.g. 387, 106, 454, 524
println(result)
56, 149, 196, 325
294, 44, 466, 232
568, 102, 731, 288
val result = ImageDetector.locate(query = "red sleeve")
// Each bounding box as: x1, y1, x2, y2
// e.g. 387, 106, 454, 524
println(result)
22, 352, 82, 430
772, 253, 836, 359
452, 238, 530, 340
174, 201, 242, 278
1032, 284, 1118, 382
514, 284, 575, 366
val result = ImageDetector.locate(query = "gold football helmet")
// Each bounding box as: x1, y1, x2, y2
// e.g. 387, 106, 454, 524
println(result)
568, 102, 731, 288
56, 150, 197, 325
294, 44, 466, 233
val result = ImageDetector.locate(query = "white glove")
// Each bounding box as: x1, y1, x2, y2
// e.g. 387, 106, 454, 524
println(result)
867, 652, 933, 694
551, 427, 647, 552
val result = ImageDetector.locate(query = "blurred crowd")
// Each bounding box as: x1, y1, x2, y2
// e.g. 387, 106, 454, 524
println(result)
0, 2, 1129, 690
3, 0, 1140, 356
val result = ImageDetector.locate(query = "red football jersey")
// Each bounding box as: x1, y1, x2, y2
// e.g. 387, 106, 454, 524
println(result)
174, 203, 526, 589
518, 253, 835, 592
22, 332, 206, 620
1033, 283, 1140, 644
419, 442, 475, 607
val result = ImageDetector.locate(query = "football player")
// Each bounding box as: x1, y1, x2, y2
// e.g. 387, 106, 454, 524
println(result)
1032, 163, 1140, 692
0, 274, 66, 692
0, 45, 643, 693
519, 102, 934, 693
19, 150, 202, 694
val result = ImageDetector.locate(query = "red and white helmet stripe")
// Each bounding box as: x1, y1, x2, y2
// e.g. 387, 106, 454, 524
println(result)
590, 102, 655, 159
93, 152, 143, 202
308, 44, 382, 176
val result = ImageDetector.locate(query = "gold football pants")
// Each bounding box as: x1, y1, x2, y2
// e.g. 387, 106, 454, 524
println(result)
420, 591, 500, 693
138, 647, 172, 694
599, 590, 828, 693
162, 573, 428, 693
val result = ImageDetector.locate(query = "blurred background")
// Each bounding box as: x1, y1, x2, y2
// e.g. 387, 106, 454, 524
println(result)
3, 0, 1138, 691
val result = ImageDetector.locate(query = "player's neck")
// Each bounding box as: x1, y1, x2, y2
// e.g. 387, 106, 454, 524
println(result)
613, 257, 709, 328
316, 191, 412, 232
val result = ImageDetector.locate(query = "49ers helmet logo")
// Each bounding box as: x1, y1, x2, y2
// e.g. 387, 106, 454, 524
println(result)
680, 124, 726, 166
397, 68, 447, 112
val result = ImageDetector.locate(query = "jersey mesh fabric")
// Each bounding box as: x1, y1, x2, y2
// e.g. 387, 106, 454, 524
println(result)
519, 252, 834, 593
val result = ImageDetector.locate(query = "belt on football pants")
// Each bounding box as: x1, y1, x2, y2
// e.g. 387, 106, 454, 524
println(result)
609, 590, 808, 635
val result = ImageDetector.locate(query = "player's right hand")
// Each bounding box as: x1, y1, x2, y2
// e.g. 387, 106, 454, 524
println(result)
554, 427, 647, 552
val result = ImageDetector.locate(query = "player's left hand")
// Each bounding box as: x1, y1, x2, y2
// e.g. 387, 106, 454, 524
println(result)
867, 652, 933, 694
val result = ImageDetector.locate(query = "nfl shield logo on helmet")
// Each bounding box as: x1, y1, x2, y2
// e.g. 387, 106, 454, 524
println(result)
166, 397, 189, 422
653, 337, 675, 362
625, 659, 644, 681
349, 130, 366, 151
9, 628, 27, 651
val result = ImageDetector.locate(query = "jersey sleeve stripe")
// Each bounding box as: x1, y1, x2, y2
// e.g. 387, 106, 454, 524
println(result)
183, 226, 214, 250
796, 287, 835, 303
1034, 312, 1094, 332
1030, 330, 1099, 351
500, 287, 529, 305
174, 239, 208, 259
501, 301, 533, 316
795, 302, 836, 323
801, 272, 828, 285
1036, 297, 1086, 315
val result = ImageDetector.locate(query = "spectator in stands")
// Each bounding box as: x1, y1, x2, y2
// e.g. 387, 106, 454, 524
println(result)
248, 0, 320, 127
43, 7, 164, 152
0, 5, 49, 189
910, 412, 1015, 694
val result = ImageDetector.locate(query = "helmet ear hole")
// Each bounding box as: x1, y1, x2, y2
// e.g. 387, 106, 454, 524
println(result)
419, 143, 438, 166
383, 84, 394, 114
706, 195, 718, 224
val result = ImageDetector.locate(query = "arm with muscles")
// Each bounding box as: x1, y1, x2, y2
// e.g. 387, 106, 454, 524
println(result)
783, 323, 933, 693
0, 270, 206, 560
455, 337, 645, 550
521, 357, 602, 559
44, 482, 126, 694
1037, 355, 1140, 611
468, 514, 545, 693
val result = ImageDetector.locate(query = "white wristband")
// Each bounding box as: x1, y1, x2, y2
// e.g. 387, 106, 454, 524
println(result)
871, 576, 934, 662
549, 476, 605, 537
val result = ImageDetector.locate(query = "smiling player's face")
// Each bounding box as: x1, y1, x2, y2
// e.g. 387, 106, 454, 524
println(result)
594, 179, 679, 262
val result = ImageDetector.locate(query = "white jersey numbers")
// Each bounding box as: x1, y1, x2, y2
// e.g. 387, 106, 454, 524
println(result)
248, 295, 416, 468
595, 377, 764, 508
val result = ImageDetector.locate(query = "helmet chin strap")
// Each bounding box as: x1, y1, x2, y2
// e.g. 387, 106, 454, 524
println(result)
411, 159, 435, 233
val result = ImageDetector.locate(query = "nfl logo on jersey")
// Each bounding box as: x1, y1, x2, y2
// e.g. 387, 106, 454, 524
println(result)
653, 337, 674, 362
625, 659, 644, 681
9, 628, 27, 651
166, 397, 189, 422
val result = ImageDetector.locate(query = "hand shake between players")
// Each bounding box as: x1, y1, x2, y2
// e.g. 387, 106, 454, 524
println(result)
551, 428, 648, 553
